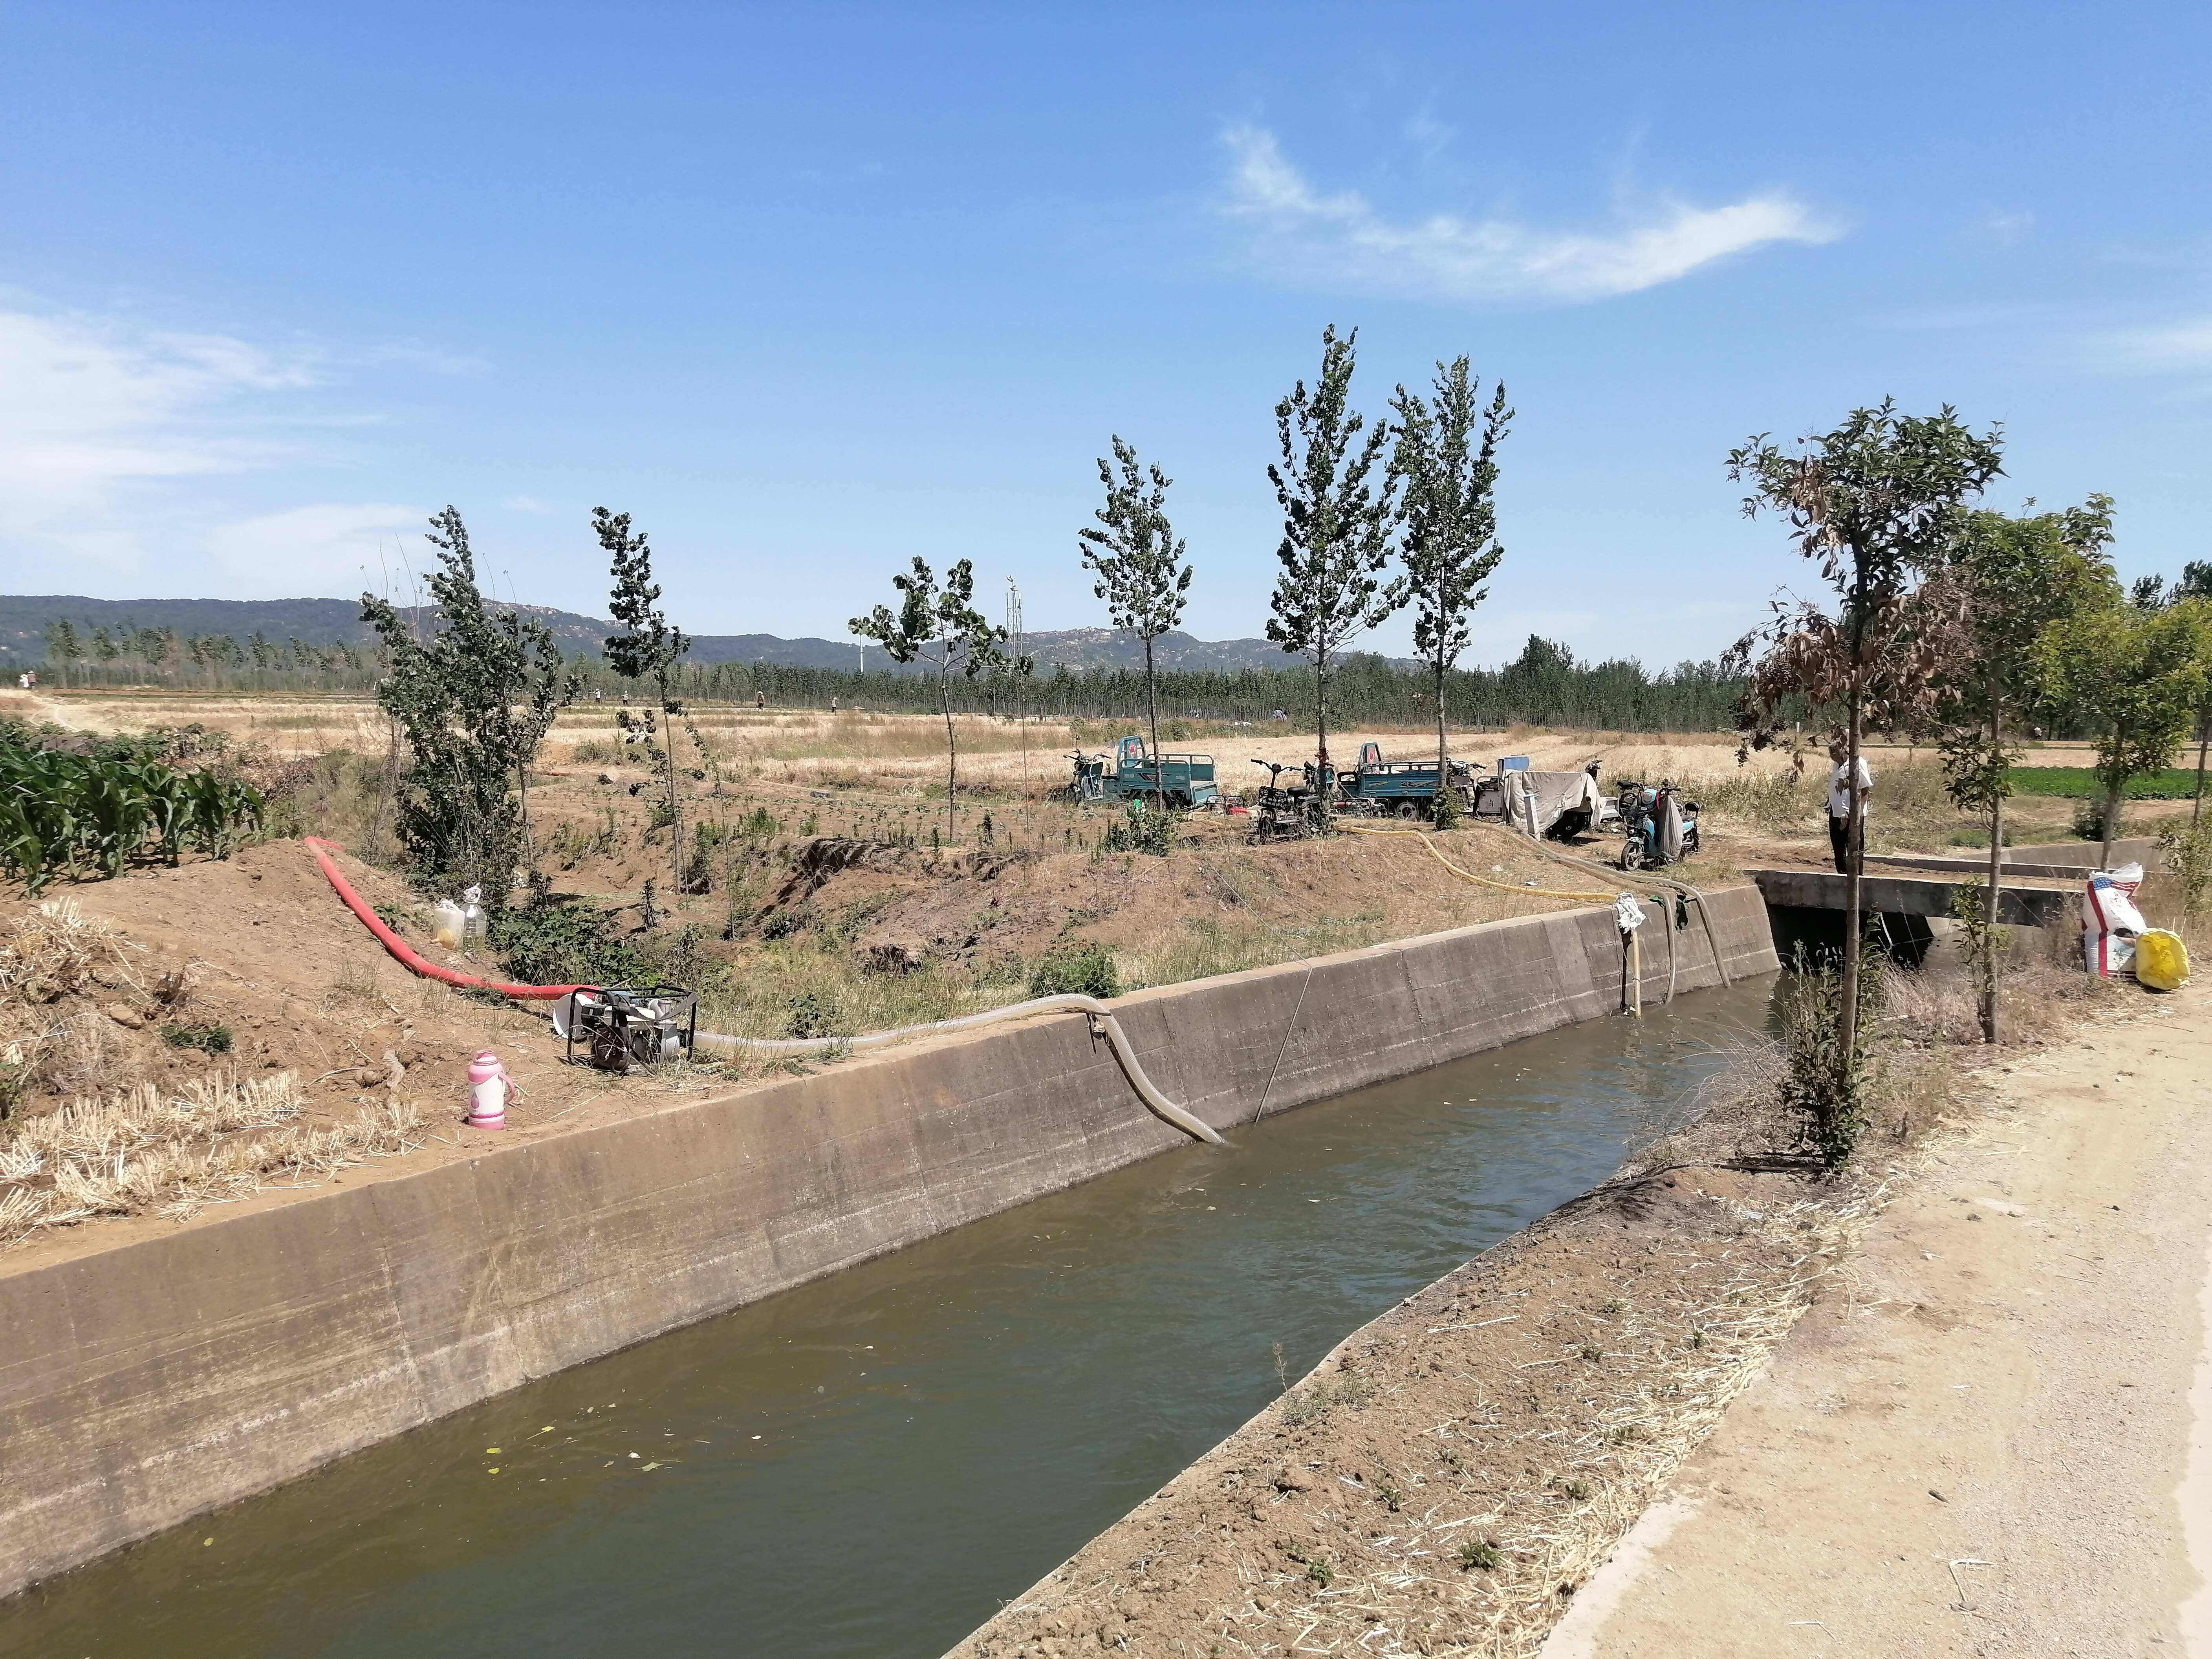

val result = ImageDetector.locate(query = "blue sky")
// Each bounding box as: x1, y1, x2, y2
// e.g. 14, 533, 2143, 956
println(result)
1, 2, 2206, 665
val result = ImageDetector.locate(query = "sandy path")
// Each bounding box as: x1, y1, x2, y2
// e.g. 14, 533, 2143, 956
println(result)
1546, 986, 2212, 1657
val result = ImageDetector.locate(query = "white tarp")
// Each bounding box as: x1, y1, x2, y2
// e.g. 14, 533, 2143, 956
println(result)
1503, 767, 1604, 837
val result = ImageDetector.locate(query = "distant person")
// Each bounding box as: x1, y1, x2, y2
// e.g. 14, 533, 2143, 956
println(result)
755, 691, 766, 709
1826, 740, 1872, 874
830, 697, 839, 714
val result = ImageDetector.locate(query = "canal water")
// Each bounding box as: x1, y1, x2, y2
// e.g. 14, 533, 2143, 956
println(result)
11, 977, 1775, 1658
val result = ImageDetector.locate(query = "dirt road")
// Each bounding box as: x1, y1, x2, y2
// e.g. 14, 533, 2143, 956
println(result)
1547, 986, 2212, 1657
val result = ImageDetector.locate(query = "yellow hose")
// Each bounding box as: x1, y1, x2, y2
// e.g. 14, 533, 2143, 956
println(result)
1336, 822, 1618, 902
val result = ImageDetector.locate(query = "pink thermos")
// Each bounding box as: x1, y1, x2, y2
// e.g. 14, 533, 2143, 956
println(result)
466, 1051, 509, 1131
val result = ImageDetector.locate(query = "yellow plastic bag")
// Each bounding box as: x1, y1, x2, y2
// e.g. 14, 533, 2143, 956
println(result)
2134, 929, 2190, 992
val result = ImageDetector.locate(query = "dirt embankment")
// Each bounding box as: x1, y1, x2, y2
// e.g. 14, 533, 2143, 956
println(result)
948, 973, 2148, 1659
1548, 987, 2212, 1658
947, 1139, 1865, 1659
0, 842, 760, 1271
770, 821, 1633, 983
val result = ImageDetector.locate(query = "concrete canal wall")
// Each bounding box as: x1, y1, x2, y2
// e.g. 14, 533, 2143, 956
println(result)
0, 888, 1776, 1600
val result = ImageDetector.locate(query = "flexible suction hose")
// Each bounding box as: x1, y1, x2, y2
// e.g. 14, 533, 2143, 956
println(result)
303, 837, 588, 999
1490, 827, 1736, 990
302, 838, 1221, 1146
1334, 819, 1735, 997
692, 996, 1224, 1146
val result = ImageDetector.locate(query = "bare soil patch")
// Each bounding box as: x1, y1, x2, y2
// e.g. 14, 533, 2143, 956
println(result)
1548, 985, 2212, 1657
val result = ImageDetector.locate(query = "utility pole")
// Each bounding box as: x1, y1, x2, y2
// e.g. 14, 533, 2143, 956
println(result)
1006, 577, 1028, 797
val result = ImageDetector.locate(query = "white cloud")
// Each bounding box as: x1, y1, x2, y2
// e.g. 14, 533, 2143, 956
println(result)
205, 503, 427, 597
1220, 126, 1839, 302
0, 308, 322, 536
1966, 209, 2035, 246
2086, 315, 2212, 374
0, 301, 475, 584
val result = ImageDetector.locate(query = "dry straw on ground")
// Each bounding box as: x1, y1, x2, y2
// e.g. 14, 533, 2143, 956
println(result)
0, 1072, 424, 1246
0, 897, 143, 1004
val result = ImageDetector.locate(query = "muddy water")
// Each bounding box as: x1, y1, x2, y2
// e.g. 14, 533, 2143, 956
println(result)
12, 977, 1775, 1658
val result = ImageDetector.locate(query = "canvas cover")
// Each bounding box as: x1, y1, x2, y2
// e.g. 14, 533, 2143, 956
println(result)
1504, 767, 1604, 837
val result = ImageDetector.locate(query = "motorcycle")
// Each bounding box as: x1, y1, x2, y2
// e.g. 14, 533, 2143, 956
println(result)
1247, 758, 1325, 842
1618, 780, 1701, 870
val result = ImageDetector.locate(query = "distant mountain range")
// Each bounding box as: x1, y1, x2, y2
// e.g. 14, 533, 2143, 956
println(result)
0, 595, 1392, 674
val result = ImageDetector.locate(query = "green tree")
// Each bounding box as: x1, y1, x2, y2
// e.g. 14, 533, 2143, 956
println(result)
2125, 561, 2212, 825
1079, 436, 1193, 808
361, 507, 569, 909
1265, 325, 1403, 815
2038, 594, 2207, 867
596, 508, 692, 896
1731, 401, 2005, 1109
500, 612, 574, 882
1935, 497, 2114, 1042
1390, 358, 1510, 823
850, 557, 1014, 844
42, 619, 81, 687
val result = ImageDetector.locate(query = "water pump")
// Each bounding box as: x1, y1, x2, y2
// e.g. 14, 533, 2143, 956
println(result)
553, 985, 699, 1073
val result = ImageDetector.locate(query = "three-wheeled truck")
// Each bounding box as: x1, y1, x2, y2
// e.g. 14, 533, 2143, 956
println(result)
1337, 741, 1486, 819
1068, 734, 1220, 808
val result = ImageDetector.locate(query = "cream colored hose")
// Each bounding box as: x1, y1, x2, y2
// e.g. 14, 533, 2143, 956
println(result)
693, 994, 1225, 1146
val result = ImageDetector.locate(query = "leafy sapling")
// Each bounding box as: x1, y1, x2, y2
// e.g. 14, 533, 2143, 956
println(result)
598, 508, 692, 899
1080, 436, 1194, 810
850, 558, 1023, 844
1266, 325, 1403, 822
1391, 359, 1510, 826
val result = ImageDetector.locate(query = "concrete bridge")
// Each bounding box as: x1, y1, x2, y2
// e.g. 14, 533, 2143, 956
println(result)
1748, 864, 2088, 965
1748, 867, 2077, 928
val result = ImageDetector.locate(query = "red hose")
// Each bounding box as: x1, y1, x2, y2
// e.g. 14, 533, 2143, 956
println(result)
303, 837, 588, 1001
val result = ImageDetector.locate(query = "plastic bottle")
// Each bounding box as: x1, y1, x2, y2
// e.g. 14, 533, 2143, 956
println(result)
460, 886, 486, 952
429, 898, 466, 950
466, 1050, 508, 1131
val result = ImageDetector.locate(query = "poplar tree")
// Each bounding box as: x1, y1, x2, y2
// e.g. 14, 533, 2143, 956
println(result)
1265, 325, 1403, 814
362, 507, 570, 908
597, 508, 692, 898
851, 557, 1018, 845
42, 619, 81, 687
1079, 436, 1193, 807
1390, 358, 1511, 824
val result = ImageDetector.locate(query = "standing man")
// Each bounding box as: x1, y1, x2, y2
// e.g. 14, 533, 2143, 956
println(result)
1826, 739, 1872, 874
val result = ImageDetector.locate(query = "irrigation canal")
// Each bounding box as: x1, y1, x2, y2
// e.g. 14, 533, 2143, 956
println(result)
12, 976, 1777, 1658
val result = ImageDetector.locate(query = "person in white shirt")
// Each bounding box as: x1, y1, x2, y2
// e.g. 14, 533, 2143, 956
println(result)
1826, 741, 1873, 873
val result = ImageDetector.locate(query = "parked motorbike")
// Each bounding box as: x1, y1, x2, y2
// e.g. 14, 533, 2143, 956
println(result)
1247, 758, 1324, 842
1617, 780, 1701, 870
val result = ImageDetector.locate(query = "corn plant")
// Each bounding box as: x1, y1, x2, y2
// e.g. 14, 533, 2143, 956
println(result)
0, 737, 264, 893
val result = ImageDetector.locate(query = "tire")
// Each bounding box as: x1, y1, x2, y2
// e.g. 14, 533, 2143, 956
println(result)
1394, 799, 1421, 820
1621, 840, 1643, 872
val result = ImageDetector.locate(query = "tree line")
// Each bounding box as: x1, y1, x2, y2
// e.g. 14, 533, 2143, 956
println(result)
28, 619, 377, 689
577, 639, 1746, 733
